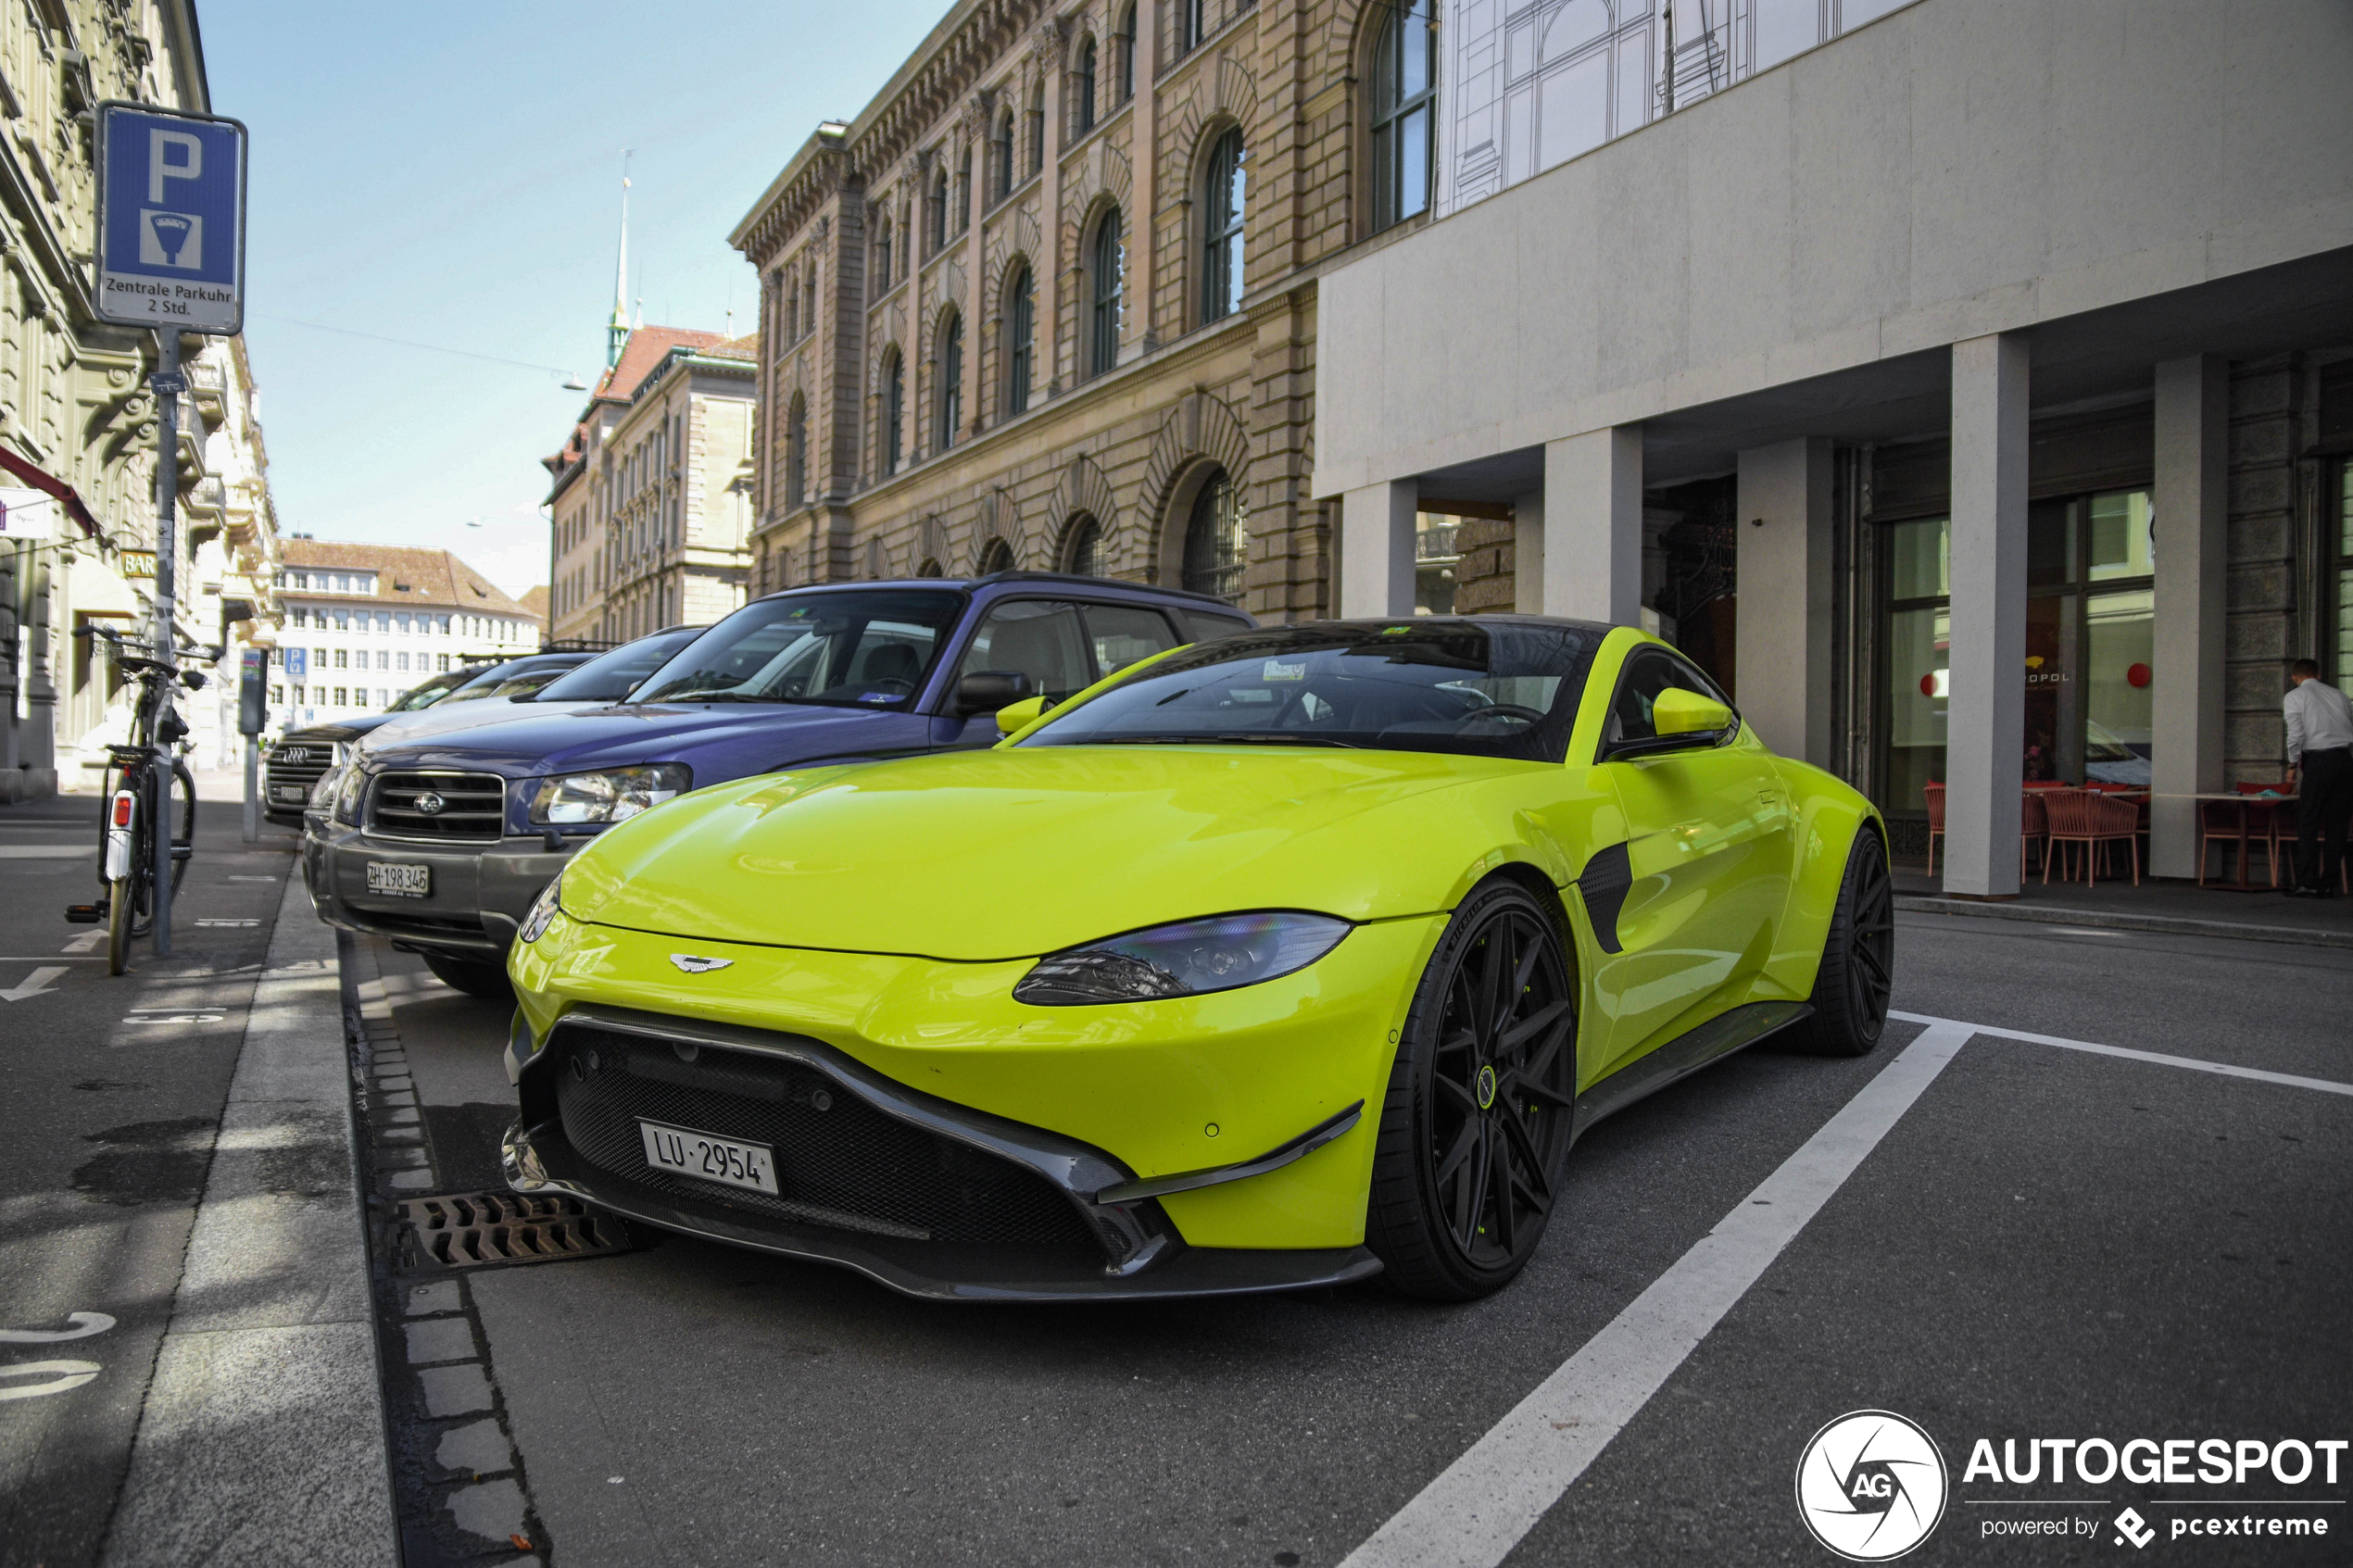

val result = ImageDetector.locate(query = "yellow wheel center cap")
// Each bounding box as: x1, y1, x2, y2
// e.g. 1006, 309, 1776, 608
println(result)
1475, 1064, 1498, 1110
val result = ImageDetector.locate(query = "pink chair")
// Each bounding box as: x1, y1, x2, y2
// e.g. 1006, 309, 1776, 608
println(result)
1923, 782, 1944, 875
2020, 790, 2050, 881
2045, 788, 2141, 885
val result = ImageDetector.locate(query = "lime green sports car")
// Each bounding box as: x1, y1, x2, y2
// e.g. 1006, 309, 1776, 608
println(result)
502, 617, 1891, 1302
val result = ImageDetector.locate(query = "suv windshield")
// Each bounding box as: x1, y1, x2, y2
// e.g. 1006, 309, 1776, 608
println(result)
436, 655, 580, 704
630, 589, 964, 709
387, 669, 484, 711
1019, 620, 1605, 761
534, 626, 706, 703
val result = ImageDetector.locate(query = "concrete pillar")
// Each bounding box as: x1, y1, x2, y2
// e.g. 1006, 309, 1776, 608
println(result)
1339, 481, 1418, 617
1542, 426, 1642, 624
1735, 436, 1835, 767
1944, 332, 2030, 899
1513, 490, 1544, 613
2150, 354, 2228, 879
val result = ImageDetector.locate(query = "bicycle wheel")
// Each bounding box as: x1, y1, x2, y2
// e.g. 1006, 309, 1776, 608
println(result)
170, 758, 196, 897
129, 768, 161, 939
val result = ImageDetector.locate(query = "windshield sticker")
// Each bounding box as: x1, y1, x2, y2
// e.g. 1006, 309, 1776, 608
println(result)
1263, 659, 1307, 682
857, 691, 894, 703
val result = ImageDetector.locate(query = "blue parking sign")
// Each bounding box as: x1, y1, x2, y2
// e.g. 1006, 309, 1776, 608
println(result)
285, 647, 308, 680
94, 102, 247, 333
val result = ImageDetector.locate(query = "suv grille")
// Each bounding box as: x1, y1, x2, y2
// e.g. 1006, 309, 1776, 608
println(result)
263, 745, 333, 808
549, 1024, 1101, 1258
368, 770, 507, 842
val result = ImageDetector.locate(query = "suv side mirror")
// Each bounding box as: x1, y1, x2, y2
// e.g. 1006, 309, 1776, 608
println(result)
995, 695, 1051, 737
953, 670, 1033, 718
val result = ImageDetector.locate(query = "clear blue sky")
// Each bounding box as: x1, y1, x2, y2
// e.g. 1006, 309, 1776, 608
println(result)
204, 1, 946, 598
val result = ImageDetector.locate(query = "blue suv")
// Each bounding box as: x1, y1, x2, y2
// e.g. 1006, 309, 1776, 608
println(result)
301, 572, 1254, 994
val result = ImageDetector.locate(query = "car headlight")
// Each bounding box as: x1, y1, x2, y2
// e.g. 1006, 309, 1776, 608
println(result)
1013, 911, 1351, 1006
307, 761, 342, 812
529, 763, 690, 825
518, 876, 562, 944
333, 763, 365, 826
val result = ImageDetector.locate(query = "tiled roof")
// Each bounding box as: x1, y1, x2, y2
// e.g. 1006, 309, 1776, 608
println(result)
280, 540, 543, 622
517, 585, 550, 621
700, 333, 760, 362
595, 326, 728, 402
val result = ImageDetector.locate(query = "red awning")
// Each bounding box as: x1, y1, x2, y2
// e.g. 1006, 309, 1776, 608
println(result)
0, 445, 101, 539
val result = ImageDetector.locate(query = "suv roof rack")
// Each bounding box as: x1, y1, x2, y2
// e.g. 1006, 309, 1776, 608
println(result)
755, 571, 1243, 609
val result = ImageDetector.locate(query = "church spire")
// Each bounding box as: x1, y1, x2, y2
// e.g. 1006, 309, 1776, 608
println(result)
607, 151, 634, 369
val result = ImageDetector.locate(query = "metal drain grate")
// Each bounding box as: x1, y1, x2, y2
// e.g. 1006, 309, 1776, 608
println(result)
395, 1191, 631, 1271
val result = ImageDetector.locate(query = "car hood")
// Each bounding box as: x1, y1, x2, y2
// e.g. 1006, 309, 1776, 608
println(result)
359, 701, 917, 780
278, 713, 400, 746
356, 697, 604, 753
560, 746, 1544, 961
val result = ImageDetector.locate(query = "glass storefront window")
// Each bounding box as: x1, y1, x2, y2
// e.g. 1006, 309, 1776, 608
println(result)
2087, 490, 2155, 582
1886, 603, 1949, 817
2335, 463, 2352, 684
1887, 517, 1948, 601
2084, 588, 2154, 784
1415, 512, 1463, 614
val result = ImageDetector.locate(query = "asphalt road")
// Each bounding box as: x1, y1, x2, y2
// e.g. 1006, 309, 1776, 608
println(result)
360, 910, 2353, 1568
0, 786, 301, 1568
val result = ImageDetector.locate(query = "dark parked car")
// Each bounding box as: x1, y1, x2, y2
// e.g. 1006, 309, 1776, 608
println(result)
301, 573, 1255, 996
352, 626, 705, 759
260, 663, 496, 819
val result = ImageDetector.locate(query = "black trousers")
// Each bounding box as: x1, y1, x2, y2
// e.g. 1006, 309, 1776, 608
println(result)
2297, 746, 2353, 891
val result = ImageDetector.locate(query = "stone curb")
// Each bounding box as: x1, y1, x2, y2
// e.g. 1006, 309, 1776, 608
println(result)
1894, 895, 2353, 950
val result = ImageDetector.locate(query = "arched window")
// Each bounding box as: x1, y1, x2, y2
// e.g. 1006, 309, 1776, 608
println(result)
1183, 468, 1247, 604
882, 349, 905, 475
1088, 206, 1123, 379
928, 167, 950, 253
978, 537, 1015, 576
1027, 81, 1047, 174
1003, 263, 1035, 417
1176, 0, 1204, 57
956, 144, 973, 232
1371, 0, 1439, 232
874, 217, 893, 291
786, 395, 808, 508
1114, 5, 1137, 100
1065, 514, 1105, 576
1202, 128, 1247, 324
1075, 37, 1098, 135
992, 108, 1015, 201
937, 311, 963, 450
918, 558, 945, 577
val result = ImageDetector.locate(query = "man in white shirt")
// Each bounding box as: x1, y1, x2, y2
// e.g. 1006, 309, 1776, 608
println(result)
2284, 659, 2353, 897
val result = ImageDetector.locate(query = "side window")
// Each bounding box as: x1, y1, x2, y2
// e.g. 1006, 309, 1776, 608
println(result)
1174, 608, 1252, 643
1604, 650, 1727, 749
1081, 603, 1180, 679
954, 599, 1094, 704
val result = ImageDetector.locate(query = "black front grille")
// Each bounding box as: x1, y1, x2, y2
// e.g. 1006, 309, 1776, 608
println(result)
264, 746, 332, 806
369, 770, 506, 842
550, 1024, 1102, 1258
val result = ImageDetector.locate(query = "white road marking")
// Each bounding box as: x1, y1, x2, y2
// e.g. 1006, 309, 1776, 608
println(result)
193, 919, 259, 927
1888, 1011, 2353, 1098
0, 1361, 103, 1401
2048, 927, 2129, 938
0, 957, 107, 962
0, 967, 69, 1002
1339, 1021, 1975, 1568
121, 1012, 226, 1025
64, 930, 106, 953
0, 1311, 117, 1344
0, 845, 94, 858
227, 875, 278, 882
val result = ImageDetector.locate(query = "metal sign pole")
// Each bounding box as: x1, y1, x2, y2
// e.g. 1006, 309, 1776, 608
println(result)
151, 329, 180, 956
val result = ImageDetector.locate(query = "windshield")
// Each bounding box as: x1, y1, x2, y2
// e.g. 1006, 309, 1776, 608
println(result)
387, 670, 477, 711
1019, 620, 1605, 761
534, 627, 706, 703
630, 589, 963, 708
435, 656, 573, 704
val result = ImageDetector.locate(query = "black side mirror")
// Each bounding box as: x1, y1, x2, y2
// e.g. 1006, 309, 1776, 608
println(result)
953, 670, 1034, 718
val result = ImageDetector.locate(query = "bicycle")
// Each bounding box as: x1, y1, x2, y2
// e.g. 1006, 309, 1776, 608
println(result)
65, 623, 204, 974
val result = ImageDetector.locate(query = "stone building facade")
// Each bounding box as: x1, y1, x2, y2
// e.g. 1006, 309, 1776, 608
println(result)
730, 0, 1436, 619
545, 330, 757, 647
2, 0, 283, 798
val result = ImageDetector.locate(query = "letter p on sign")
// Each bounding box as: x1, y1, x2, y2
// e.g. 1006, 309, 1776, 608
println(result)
148, 130, 202, 203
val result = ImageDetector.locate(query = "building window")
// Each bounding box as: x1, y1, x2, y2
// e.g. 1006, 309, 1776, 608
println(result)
1176, 0, 1203, 56
1114, 4, 1137, 99
1065, 514, 1105, 576
270, 684, 283, 704
874, 219, 892, 290
883, 350, 905, 475
1088, 207, 1124, 379
928, 168, 950, 253
1027, 82, 1047, 173
1371, 0, 1439, 232
1202, 128, 1247, 324
1182, 469, 1248, 604
802, 265, 817, 336
1075, 37, 1098, 135
787, 396, 809, 508
978, 537, 1015, 575
1004, 264, 1035, 416
937, 311, 963, 450
992, 108, 1015, 201
784, 270, 799, 343
956, 145, 973, 232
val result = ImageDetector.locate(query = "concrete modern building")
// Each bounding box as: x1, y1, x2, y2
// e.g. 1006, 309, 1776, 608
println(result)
730, 0, 1456, 616
1, 0, 284, 798
270, 542, 540, 730
1315, 0, 2353, 896
544, 329, 757, 647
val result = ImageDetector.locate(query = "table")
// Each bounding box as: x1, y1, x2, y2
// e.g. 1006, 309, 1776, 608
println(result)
2187, 791, 2295, 892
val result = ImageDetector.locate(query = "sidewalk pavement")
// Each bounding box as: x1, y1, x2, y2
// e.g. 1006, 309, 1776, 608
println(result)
1893, 866, 2353, 949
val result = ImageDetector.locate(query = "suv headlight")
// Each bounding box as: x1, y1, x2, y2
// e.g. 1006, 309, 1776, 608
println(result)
1012, 911, 1351, 1006
518, 876, 563, 944
529, 763, 690, 825
333, 763, 365, 826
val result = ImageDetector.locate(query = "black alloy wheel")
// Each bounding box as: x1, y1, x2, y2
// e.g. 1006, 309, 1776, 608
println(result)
1800, 830, 1894, 1056
1367, 878, 1579, 1300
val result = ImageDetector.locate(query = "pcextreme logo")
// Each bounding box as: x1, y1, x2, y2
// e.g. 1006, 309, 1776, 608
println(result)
1796, 1410, 1950, 1562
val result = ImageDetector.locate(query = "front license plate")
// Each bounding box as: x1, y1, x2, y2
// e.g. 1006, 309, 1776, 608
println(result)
271, 784, 308, 804
366, 860, 431, 897
640, 1120, 778, 1196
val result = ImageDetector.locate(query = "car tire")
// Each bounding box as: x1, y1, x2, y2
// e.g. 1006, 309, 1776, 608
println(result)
1796, 829, 1894, 1057
422, 951, 513, 999
1365, 877, 1579, 1301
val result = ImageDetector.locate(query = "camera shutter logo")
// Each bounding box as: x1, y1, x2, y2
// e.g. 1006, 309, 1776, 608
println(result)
1794, 1410, 1948, 1561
